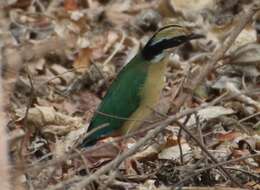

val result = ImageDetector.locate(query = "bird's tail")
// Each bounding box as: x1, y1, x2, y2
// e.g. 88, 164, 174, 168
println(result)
80, 138, 96, 147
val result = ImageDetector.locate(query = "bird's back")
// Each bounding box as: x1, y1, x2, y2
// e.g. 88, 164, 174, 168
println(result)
82, 53, 149, 146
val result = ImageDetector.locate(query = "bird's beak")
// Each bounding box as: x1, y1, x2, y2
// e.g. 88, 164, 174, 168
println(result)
188, 33, 205, 40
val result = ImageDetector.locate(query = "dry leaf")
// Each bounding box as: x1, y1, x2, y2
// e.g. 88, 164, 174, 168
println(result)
133, 143, 160, 161
229, 29, 256, 52
170, 0, 213, 13
50, 64, 75, 84
73, 48, 93, 73
212, 76, 241, 90
230, 43, 260, 65
64, 0, 78, 11
159, 0, 213, 19
217, 131, 240, 142
184, 106, 235, 126
158, 143, 191, 160
16, 106, 83, 135
82, 140, 120, 168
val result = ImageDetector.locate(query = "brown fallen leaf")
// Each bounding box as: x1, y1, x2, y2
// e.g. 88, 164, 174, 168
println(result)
73, 48, 93, 73
16, 106, 83, 135
81, 139, 120, 169
64, 0, 78, 12
217, 130, 240, 142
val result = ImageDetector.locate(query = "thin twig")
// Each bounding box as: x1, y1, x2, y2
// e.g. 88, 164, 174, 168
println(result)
177, 115, 191, 165
224, 167, 260, 181
103, 29, 126, 66
176, 121, 242, 187
238, 111, 260, 123
175, 153, 260, 187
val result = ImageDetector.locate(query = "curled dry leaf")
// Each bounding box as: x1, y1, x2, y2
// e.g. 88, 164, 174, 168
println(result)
234, 134, 257, 152
133, 143, 161, 161
158, 143, 191, 160
16, 106, 83, 135
184, 106, 235, 126
229, 28, 256, 52
228, 42, 260, 79
50, 64, 75, 84
230, 43, 260, 66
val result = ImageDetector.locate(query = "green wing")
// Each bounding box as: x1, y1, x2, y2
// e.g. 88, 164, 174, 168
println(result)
82, 53, 149, 145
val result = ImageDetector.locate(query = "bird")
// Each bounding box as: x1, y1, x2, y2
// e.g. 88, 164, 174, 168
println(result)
81, 25, 203, 147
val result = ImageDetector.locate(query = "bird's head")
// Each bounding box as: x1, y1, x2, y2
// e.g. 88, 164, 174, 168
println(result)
141, 25, 204, 61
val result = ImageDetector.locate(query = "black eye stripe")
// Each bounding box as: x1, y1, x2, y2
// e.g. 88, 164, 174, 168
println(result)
142, 35, 189, 60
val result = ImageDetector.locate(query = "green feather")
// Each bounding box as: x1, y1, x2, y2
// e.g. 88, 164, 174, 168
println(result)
82, 53, 149, 145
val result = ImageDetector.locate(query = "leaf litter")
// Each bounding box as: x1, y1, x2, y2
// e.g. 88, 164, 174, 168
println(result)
1, 0, 260, 189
